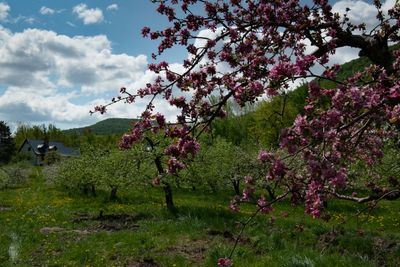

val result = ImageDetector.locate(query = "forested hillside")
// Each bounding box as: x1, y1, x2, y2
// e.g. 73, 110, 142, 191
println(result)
63, 118, 138, 136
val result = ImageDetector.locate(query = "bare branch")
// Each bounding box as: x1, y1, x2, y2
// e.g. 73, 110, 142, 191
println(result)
332, 189, 400, 203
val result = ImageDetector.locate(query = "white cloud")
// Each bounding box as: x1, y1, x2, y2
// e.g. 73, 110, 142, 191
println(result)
106, 4, 118, 11
0, 87, 90, 122
332, 0, 397, 32
39, 6, 55, 15
0, 26, 163, 128
332, 0, 377, 28
9, 15, 36, 25
23, 17, 35, 24
73, 3, 103, 25
0, 2, 10, 22
382, 0, 397, 11
329, 47, 360, 65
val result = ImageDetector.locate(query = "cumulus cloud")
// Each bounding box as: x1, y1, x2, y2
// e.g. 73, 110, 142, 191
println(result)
0, 26, 162, 128
332, 0, 377, 29
73, 3, 103, 25
0, 2, 10, 22
382, 0, 397, 11
332, 0, 397, 32
39, 6, 55, 15
106, 4, 118, 11
0, 88, 90, 122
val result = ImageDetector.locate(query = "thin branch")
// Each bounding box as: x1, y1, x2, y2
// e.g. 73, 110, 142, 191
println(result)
228, 192, 289, 259
194, 91, 234, 138
338, 104, 383, 132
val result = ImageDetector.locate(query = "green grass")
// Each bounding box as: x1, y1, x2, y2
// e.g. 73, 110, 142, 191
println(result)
0, 167, 399, 266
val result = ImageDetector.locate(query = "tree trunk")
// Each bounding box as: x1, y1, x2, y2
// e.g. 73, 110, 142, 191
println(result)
154, 155, 177, 213
266, 186, 276, 200
232, 179, 240, 195
83, 184, 89, 196
110, 186, 118, 201
91, 184, 96, 196
163, 182, 176, 213
207, 181, 217, 193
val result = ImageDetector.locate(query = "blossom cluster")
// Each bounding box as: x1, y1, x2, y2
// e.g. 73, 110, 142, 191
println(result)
97, 0, 400, 219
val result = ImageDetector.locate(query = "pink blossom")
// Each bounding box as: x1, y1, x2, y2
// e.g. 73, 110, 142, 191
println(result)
229, 196, 241, 213
293, 115, 308, 135
155, 113, 166, 127
305, 181, 323, 218
244, 175, 254, 185
165, 145, 180, 157
241, 187, 255, 202
330, 168, 347, 189
269, 61, 299, 80
257, 196, 273, 214
141, 27, 151, 37
269, 160, 286, 180
257, 150, 274, 162
167, 157, 185, 174
217, 258, 232, 267
178, 138, 200, 158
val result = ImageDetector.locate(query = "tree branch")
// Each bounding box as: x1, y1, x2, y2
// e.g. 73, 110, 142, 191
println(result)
332, 189, 400, 203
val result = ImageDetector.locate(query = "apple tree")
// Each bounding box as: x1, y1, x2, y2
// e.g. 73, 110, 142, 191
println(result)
94, 0, 400, 222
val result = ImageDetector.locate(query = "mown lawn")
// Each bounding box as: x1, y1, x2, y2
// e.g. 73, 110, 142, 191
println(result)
0, 167, 399, 266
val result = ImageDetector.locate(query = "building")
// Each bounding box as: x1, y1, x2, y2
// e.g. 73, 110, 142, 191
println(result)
18, 139, 80, 165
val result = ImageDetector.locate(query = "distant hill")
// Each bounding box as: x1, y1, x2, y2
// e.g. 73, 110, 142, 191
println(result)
64, 118, 138, 136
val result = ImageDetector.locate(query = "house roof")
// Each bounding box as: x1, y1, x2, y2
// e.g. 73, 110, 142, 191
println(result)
19, 139, 80, 157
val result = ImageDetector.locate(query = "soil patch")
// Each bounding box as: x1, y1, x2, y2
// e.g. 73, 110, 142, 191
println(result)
206, 228, 251, 244
163, 239, 209, 262
316, 229, 342, 252
206, 229, 233, 239
372, 237, 399, 266
40, 227, 89, 235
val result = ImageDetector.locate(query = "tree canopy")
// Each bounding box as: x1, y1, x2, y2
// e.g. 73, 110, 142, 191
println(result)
95, 0, 400, 225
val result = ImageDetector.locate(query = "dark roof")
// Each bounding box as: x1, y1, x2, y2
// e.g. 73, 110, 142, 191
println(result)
19, 139, 80, 157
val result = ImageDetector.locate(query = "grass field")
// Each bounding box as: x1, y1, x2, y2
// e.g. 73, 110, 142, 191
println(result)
0, 167, 399, 266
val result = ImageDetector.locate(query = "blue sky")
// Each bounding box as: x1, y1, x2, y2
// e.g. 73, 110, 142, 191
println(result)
0, 0, 395, 131
4, 1, 187, 62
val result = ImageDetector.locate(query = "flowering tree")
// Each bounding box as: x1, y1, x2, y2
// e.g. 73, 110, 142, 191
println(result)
95, 0, 400, 221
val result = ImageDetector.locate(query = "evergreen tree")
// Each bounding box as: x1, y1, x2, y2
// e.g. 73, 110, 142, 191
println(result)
0, 121, 15, 164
